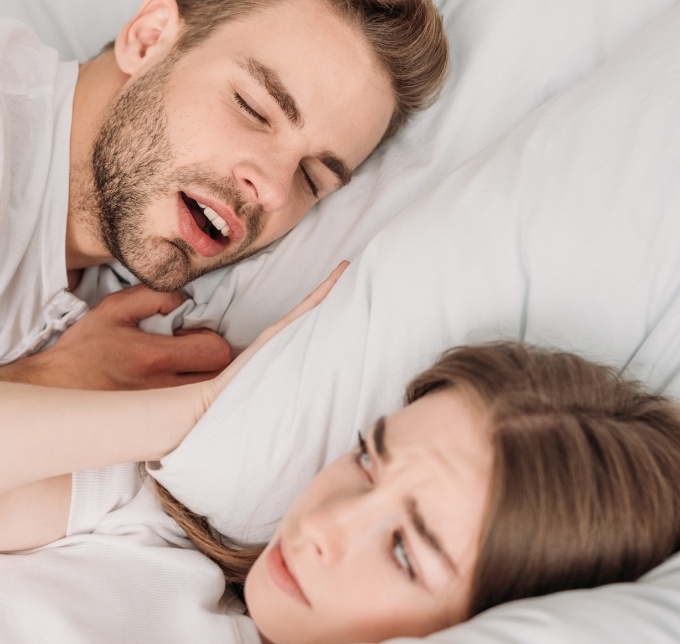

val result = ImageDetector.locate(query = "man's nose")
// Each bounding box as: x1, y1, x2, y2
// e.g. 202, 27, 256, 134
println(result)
297, 494, 386, 565
232, 156, 294, 212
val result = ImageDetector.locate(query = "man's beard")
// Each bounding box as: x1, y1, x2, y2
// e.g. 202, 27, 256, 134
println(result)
91, 54, 263, 291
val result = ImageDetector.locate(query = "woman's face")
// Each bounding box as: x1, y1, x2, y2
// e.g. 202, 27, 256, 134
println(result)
245, 388, 493, 644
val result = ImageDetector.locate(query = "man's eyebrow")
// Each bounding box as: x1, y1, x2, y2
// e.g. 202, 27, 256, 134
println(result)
240, 58, 302, 128
407, 497, 460, 576
373, 417, 460, 577
239, 58, 352, 190
318, 152, 352, 189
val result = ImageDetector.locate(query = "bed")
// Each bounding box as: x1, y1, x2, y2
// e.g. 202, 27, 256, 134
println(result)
3, 0, 680, 642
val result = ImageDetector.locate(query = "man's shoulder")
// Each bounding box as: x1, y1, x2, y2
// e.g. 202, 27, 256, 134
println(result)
0, 19, 61, 96
0, 19, 78, 366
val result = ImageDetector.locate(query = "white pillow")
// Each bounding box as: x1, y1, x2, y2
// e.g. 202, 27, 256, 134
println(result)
153, 0, 680, 535
172, 0, 679, 352
151, 3, 680, 641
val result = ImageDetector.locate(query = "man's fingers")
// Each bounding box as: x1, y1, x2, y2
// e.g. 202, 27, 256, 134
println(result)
81, 262, 347, 391
95, 285, 186, 325
116, 331, 231, 388
153, 330, 233, 374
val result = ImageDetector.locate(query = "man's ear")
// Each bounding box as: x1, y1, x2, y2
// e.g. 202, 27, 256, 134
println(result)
114, 0, 181, 76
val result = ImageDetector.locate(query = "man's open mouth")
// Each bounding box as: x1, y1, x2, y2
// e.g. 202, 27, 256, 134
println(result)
180, 192, 231, 241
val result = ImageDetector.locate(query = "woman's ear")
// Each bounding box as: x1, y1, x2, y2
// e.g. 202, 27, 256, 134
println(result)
114, 0, 181, 76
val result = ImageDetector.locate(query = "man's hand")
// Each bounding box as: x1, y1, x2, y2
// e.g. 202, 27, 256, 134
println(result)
0, 286, 232, 390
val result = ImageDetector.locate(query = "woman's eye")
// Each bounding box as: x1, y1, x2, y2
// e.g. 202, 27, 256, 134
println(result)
393, 532, 416, 581
357, 432, 372, 473
234, 93, 267, 124
300, 166, 320, 199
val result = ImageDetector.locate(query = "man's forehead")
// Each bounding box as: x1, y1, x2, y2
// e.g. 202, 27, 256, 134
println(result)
181, 0, 394, 169
236, 55, 354, 186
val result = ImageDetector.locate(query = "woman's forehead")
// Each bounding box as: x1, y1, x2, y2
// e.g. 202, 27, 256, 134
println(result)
383, 389, 492, 464
379, 390, 493, 570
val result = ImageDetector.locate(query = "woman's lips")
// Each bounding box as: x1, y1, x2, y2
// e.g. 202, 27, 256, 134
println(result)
265, 541, 311, 606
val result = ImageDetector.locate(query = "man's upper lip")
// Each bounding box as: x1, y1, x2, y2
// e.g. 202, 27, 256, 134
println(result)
182, 190, 245, 242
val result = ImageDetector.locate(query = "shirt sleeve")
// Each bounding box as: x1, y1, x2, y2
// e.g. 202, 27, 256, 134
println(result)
68, 463, 143, 536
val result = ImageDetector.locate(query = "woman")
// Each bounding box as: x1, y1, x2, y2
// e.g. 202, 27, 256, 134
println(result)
159, 341, 680, 644
3, 266, 680, 643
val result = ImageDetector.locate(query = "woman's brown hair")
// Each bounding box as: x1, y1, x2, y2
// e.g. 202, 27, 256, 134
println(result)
407, 342, 680, 618
155, 483, 263, 591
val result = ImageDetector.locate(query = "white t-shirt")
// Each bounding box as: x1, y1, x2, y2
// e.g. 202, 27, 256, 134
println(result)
0, 19, 87, 365
0, 464, 261, 644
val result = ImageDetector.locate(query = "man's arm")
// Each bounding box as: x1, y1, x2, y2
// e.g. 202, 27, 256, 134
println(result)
0, 285, 233, 390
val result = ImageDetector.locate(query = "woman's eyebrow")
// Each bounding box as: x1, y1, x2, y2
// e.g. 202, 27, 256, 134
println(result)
406, 497, 460, 577
375, 418, 460, 577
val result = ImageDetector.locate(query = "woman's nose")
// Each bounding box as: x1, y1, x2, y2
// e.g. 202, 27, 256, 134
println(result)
296, 495, 385, 565
232, 157, 293, 213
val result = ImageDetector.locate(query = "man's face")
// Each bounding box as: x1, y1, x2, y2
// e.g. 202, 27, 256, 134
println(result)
93, 0, 394, 290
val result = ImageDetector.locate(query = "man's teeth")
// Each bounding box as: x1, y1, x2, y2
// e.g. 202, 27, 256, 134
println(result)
197, 201, 230, 236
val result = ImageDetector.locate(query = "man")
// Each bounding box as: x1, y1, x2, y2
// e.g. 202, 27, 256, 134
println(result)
0, 0, 448, 389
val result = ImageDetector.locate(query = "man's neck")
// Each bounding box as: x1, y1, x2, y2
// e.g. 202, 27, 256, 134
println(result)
66, 269, 84, 292
66, 52, 126, 274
